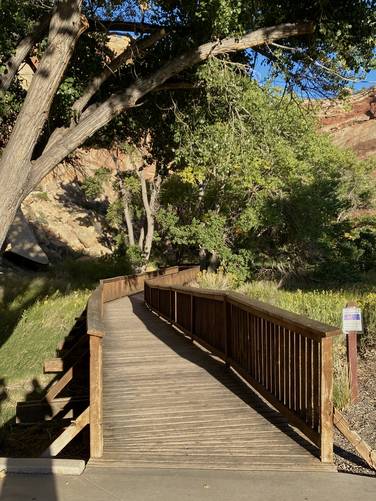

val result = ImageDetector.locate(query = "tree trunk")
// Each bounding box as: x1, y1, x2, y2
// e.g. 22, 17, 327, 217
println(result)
0, 21, 312, 248
119, 185, 135, 247
139, 171, 161, 262
199, 248, 208, 270
208, 252, 219, 273
138, 226, 145, 250
0, 0, 86, 249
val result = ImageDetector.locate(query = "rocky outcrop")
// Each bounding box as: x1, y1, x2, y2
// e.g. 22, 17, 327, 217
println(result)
5, 209, 49, 265
319, 87, 376, 159
19, 147, 155, 260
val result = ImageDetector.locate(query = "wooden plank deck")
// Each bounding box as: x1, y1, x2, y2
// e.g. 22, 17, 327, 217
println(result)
89, 294, 336, 471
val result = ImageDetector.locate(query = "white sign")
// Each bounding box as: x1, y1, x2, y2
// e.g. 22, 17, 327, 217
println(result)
342, 307, 363, 333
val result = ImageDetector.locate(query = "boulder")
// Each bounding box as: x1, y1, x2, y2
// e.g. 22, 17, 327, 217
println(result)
5, 209, 49, 265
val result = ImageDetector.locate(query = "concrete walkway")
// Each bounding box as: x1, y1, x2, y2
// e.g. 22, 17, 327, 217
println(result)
0, 468, 375, 501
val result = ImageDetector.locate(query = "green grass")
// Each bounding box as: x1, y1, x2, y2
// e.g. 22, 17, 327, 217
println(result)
0, 255, 134, 428
239, 280, 376, 349
197, 272, 376, 409
0, 286, 89, 382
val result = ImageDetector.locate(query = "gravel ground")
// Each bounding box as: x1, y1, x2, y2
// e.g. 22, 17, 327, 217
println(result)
334, 349, 376, 477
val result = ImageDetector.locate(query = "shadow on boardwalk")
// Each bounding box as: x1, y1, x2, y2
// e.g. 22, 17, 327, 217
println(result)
127, 293, 319, 461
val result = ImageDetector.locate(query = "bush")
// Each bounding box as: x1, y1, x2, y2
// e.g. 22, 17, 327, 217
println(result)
196, 270, 238, 290
357, 292, 376, 350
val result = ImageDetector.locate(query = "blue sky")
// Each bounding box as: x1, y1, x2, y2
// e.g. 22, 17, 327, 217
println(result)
251, 55, 376, 96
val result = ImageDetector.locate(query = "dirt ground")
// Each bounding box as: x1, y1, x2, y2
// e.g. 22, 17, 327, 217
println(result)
334, 349, 376, 476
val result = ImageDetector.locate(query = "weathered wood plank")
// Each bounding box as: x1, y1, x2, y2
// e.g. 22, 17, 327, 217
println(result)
97, 293, 330, 471
41, 407, 90, 458
334, 408, 376, 470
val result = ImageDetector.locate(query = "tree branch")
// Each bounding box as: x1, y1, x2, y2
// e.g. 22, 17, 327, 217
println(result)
27, 22, 314, 193
153, 81, 197, 92
88, 19, 167, 34
72, 29, 166, 118
0, 14, 51, 91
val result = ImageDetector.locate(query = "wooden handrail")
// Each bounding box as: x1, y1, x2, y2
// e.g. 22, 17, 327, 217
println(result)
144, 269, 340, 464
86, 266, 189, 458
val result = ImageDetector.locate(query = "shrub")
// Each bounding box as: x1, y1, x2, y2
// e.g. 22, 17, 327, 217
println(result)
357, 292, 376, 350
196, 270, 238, 290
52, 254, 133, 288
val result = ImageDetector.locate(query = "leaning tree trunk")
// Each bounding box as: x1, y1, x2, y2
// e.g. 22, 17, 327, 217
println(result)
139, 171, 161, 263
119, 183, 135, 247
0, 20, 312, 248
0, 0, 86, 249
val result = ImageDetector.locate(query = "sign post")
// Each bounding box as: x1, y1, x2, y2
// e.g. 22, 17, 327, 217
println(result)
342, 302, 362, 403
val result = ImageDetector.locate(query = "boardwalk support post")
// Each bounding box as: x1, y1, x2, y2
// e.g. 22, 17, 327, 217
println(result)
320, 336, 334, 463
89, 333, 104, 458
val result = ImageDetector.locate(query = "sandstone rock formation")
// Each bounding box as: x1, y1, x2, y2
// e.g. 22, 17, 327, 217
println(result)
5, 209, 49, 265
18, 147, 155, 260
319, 87, 376, 159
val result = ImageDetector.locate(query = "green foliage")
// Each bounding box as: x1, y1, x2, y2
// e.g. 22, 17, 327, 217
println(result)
1, 0, 375, 152
125, 244, 144, 269
106, 199, 124, 228
157, 59, 376, 280
51, 254, 133, 288
82, 167, 111, 199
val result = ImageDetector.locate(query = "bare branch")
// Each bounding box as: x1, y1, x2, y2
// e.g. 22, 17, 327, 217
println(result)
25, 57, 38, 73
153, 82, 197, 92
269, 42, 364, 84
0, 14, 51, 91
89, 19, 167, 34
72, 28, 166, 118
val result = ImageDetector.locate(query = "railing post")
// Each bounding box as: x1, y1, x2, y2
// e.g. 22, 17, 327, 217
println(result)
190, 293, 194, 337
174, 291, 178, 324
320, 336, 334, 463
224, 295, 229, 366
89, 333, 104, 458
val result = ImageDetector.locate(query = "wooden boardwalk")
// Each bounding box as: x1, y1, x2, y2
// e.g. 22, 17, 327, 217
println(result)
89, 293, 335, 471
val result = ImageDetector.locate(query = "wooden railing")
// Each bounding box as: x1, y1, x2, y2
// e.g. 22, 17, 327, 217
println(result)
144, 269, 340, 463
86, 266, 182, 458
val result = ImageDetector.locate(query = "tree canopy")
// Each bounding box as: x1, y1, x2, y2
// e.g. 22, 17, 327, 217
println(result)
0, 0, 375, 249
154, 59, 376, 281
